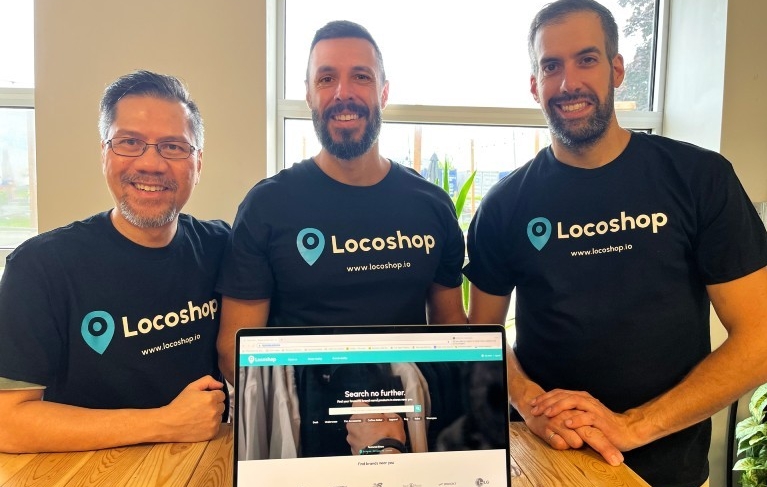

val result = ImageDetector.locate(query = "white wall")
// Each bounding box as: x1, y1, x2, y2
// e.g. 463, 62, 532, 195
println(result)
719, 0, 767, 202
34, 0, 271, 231
665, 0, 767, 486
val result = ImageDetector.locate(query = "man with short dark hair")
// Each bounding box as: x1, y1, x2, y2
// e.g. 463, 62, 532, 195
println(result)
464, 1, 767, 486
216, 20, 466, 382
216, 21, 466, 457
0, 70, 229, 453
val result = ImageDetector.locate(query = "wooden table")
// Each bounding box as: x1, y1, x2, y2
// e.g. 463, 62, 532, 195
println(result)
0, 423, 649, 487
508, 423, 650, 487
0, 426, 232, 487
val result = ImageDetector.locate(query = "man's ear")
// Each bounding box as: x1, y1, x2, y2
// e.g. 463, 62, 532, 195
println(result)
195, 151, 203, 185
101, 141, 108, 174
530, 75, 541, 104
380, 80, 390, 110
612, 53, 626, 88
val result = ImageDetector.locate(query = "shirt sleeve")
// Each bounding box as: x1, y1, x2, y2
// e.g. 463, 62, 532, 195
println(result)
216, 186, 276, 300
462, 189, 516, 296
694, 155, 767, 284
0, 244, 64, 386
432, 203, 466, 289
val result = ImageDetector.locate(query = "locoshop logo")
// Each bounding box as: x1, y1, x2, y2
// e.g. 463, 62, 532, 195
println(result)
296, 227, 436, 265
527, 211, 668, 250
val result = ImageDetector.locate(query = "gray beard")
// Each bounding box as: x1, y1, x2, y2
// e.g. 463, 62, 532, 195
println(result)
118, 199, 178, 229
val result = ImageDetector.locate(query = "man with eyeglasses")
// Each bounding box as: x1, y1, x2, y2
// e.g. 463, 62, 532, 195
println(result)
0, 70, 230, 453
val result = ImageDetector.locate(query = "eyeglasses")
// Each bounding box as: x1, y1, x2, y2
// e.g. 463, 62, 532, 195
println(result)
106, 137, 196, 159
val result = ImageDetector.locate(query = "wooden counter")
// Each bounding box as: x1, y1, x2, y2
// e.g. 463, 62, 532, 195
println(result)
0, 423, 649, 486
508, 423, 650, 487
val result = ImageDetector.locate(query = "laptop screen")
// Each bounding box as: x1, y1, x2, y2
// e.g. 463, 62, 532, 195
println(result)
234, 324, 511, 487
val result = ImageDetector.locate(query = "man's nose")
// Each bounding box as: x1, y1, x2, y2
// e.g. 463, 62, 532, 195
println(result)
560, 65, 583, 93
134, 145, 169, 172
334, 79, 353, 100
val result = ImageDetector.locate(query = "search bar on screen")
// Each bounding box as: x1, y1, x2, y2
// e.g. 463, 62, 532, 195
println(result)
328, 405, 420, 415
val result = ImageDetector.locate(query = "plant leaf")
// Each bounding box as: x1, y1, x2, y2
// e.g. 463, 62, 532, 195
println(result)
454, 170, 477, 217
462, 276, 470, 312
739, 441, 757, 456
736, 416, 764, 441
735, 456, 758, 471
750, 431, 767, 447
736, 455, 767, 470
442, 158, 450, 193
751, 383, 767, 422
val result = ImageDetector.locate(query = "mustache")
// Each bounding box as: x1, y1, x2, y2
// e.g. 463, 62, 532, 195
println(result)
323, 101, 370, 121
549, 92, 599, 106
121, 174, 178, 191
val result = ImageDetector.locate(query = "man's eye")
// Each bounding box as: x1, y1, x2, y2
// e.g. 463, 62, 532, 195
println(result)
318, 76, 333, 84
116, 138, 140, 146
542, 63, 558, 74
163, 143, 181, 151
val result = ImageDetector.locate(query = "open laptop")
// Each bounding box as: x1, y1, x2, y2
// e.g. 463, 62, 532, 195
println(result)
234, 324, 512, 487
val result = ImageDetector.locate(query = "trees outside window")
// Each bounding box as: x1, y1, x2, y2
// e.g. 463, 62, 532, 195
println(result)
0, 0, 36, 253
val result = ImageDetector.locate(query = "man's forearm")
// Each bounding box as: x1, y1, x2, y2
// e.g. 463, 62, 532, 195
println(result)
0, 400, 167, 453
217, 296, 271, 385
506, 346, 545, 419
0, 376, 224, 453
630, 330, 767, 446
217, 338, 236, 385
628, 270, 767, 446
426, 284, 467, 324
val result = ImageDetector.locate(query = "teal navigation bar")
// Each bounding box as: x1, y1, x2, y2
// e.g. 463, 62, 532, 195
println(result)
238, 349, 503, 366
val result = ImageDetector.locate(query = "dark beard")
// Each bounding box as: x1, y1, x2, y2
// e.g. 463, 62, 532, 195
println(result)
545, 83, 614, 150
312, 101, 382, 160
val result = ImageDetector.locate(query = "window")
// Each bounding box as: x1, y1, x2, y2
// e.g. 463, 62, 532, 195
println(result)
0, 0, 36, 259
277, 1, 665, 318
278, 1, 664, 201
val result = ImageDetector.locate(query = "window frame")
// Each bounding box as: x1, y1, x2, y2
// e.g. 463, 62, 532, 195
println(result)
274, 0, 668, 174
0, 88, 34, 108
0, 87, 35, 265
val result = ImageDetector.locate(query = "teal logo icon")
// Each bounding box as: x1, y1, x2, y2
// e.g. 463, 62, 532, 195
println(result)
81, 310, 115, 355
297, 228, 325, 266
527, 217, 552, 251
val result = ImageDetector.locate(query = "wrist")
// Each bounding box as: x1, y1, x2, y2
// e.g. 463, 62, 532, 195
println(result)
623, 408, 656, 447
510, 383, 544, 421
146, 405, 175, 443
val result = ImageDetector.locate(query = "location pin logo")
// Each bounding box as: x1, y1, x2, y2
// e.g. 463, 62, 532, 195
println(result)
81, 311, 115, 355
527, 217, 552, 251
296, 228, 325, 266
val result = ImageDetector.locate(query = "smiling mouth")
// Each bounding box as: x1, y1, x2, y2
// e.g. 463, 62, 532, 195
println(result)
558, 101, 589, 112
132, 182, 168, 193
333, 113, 360, 121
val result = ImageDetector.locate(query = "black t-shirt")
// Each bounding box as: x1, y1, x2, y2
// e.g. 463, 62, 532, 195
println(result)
464, 132, 767, 487
0, 211, 230, 409
217, 159, 465, 326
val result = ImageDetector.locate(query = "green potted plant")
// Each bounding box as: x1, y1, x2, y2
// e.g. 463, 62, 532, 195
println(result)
734, 383, 767, 486
436, 160, 476, 310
